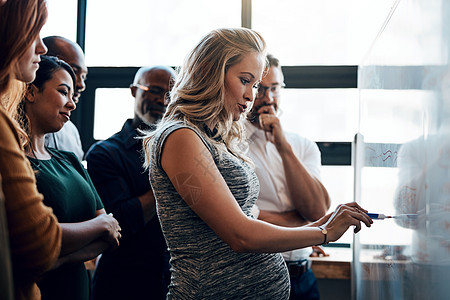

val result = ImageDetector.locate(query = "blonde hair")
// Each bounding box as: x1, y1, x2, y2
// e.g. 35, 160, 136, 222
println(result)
143, 28, 267, 166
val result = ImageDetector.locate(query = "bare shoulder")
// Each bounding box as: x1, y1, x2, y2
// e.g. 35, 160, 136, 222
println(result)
161, 127, 212, 171
163, 127, 205, 153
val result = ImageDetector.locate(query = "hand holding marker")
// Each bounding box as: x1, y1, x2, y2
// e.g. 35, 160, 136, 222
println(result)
366, 213, 418, 220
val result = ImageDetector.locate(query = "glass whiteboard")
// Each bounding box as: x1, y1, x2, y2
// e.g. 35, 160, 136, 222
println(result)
355, 0, 450, 299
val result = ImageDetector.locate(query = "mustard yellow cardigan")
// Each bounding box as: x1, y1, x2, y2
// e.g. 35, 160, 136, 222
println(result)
0, 106, 61, 300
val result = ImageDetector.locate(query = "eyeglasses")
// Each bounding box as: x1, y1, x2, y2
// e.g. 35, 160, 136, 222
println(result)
133, 84, 167, 98
256, 83, 285, 99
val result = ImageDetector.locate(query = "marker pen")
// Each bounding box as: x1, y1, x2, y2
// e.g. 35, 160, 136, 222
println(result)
366, 213, 418, 220
366, 213, 390, 220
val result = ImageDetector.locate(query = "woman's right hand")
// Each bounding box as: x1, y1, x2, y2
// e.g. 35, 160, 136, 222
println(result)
313, 202, 373, 243
96, 213, 122, 248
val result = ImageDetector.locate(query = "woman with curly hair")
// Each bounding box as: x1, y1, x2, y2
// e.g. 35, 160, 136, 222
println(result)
17, 55, 121, 300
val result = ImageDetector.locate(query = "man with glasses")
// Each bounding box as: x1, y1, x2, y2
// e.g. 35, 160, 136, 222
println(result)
245, 54, 330, 300
86, 66, 176, 300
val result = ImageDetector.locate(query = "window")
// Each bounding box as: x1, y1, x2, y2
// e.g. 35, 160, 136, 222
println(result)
280, 88, 358, 142
40, 0, 78, 41
85, 0, 241, 67
252, 0, 395, 65
93, 88, 134, 140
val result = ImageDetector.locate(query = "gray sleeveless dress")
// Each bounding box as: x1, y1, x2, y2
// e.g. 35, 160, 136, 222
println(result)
150, 123, 290, 299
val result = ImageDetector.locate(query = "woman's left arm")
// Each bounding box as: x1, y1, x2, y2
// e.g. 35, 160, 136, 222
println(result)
160, 129, 371, 253
52, 209, 120, 268
51, 239, 110, 270
59, 209, 120, 256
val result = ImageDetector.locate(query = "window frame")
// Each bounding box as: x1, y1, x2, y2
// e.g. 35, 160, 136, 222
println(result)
72, 0, 353, 166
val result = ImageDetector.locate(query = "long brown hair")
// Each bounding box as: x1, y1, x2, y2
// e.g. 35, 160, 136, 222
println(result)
0, 0, 48, 143
0, 0, 48, 104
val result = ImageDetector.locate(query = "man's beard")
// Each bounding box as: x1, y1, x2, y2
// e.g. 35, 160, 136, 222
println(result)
139, 102, 166, 125
138, 110, 164, 126
247, 108, 259, 124
247, 102, 277, 124
142, 114, 160, 126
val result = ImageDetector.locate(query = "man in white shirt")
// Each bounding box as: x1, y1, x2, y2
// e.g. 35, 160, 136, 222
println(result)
43, 36, 87, 161
245, 54, 330, 300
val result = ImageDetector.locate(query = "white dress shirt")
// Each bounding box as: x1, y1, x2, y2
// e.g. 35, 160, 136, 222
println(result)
245, 120, 323, 261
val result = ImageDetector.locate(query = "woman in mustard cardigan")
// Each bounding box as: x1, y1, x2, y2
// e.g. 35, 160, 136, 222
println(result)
0, 1, 62, 299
